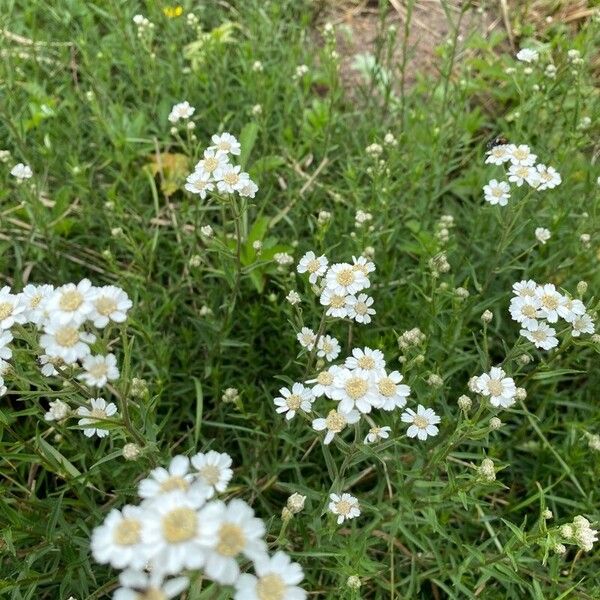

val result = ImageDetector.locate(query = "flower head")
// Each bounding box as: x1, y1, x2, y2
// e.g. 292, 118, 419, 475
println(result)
401, 405, 440, 440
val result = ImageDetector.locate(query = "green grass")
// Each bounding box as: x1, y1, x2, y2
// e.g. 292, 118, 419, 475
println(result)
1, 1, 600, 598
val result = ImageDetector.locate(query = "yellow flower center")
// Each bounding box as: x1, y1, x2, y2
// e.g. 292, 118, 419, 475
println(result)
59, 290, 83, 312
413, 415, 429, 429
492, 187, 503, 197
136, 589, 166, 600
336, 499, 352, 515
329, 295, 345, 308
321, 341, 332, 353
378, 378, 396, 397
89, 362, 108, 378
113, 518, 141, 546
256, 574, 286, 600
357, 356, 375, 370
204, 157, 218, 172
162, 507, 197, 543
223, 171, 239, 186
513, 148, 528, 160
516, 166, 529, 177
345, 376, 368, 399
199, 464, 220, 486
522, 305, 537, 318
336, 269, 355, 287
216, 523, 246, 556
217, 141, 231, 152
307, 259, 321, 273
325, 410, 347, 433
354, 302, 368, 315
0, 302, 14, 320
90, 407, 107, 420
541, 294, 558, 310
352, 263, 368, 275
96, 296, 117, 316
316, 371, 333, 385
488, 380, 503, 396
286, 393, 302, 410
159, 476, 189, 493
532, 330, 547, 342
29, 293, 43, 308
55, 326, 79, 347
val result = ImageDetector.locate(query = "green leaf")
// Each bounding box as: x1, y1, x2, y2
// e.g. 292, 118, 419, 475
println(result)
239, 122, 259, 169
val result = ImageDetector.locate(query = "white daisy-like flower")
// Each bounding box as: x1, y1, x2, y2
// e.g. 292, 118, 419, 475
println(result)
10, 163, 33, 179
40, 321, 95, 364
512, 279, 538, 298
330, 367, 379, 413
509, 296, 541, 330
346, 293, 376, 324
534, 164, 561, 190
485, 144, 512, 165
557, 297, 586, 323
190, 451, 233, 496
91, 505, 148, 569
0, 286, 26, 330
483, 179, 511, 206
274, 383, 315, 420
216, 164, 251, 194
401, 405, 441, 440
89, 285, 132, 328
76, 397, 118, 437
203, 499, 267, 585
139, 455, 208, 500
571, 314, 595, 337
317, 334, 341, 362
44, 399, 69, 422
185, 171, 215, 198
39, 354, 61, 376
328, 493, 360, 524
234, 550, 306, 600
521, 322, 559, 350
141, 491, 219, 575
351, 255, 375, 277
516, 48, 539, 63
296, 251, 328, 284
376, 370, 411, 411
238, 179, 259, 198
312, 408, 360, 444
0, 330, 13, 360
209, 132, 241, 156
508, 164, 539, 188
344, 347, 386, 379
296, 327, 316, 350
114, 570, 189, 600
507, 144, 537, 166
535, 227, 551, 244
476, 367, 516, 408
319, 288, 350, 318
78, 353, 119, 387
46, 279, 95, 325
20, 283, 54, 326
194, 148, 230, 180
305, 367, 339, 399
168, 101, 195, 123
325, 263, 369, 295
364, 425, 391, 444
535, 283, 564, 323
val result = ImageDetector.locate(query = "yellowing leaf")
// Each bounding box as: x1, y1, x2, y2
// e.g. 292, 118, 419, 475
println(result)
145, 152, 189, 197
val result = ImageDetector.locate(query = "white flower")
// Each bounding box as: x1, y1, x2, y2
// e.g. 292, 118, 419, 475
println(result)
305, 367, 339, 398
319, 288, 350, 318
39, 354, 61, 376
312, 408, 360, 444
325, 263, 369, 295
535, 227, 551, 244
401, 405, 440, 440
535, 283, 564, 323
20, 283, 54, 326
209, 132, 241, 156
512, 279, 538, 298
534, 164, 561, 190
168, 101, 195, 123
346, 293, 376, 324
203, 499, 267, 584
78, 353, 120, 387
234, 551, 306, 600
114, 570, 189, 600
376, 370, 411, 410
238, 179, 259, 198
571, 314, 595, 337
557, 297, 586, 323
476, 367, 516, 408
274, 383, 315, 420
44, 399, 69, 422
190, 451, 233, 496
297, 251, 328, 284
91, 505, 148, 569
328, 493, 360, 524
508, 164, 540, 188
296, 327, 316, 350
483, 179, 511, 206
286, 290, 301, 306
509, 296, 541, 330
0, 330, 13, 360
89, 285, 132, 328
141, 491, 219, 575
216, 164, 251, 194
185, 171, 214, 198
521, 321, 559, 349
10, 163, 33, 179
364, 425, 391, 444
0, 286, 26, 330
76, 397, 118, 437
274, 252, 294, 266
351, 255, 375, 277
485, 144, 512, 165
516, 48, 539, 63
139, 455, 208, 500
316, 335, 341, 362
330, 367, 379, 413
345, 347, 386, 379
194, 148, 230, 179
45, 280, 95, 325
294, 64, 309, 79
40, 321, 95, 364
507, 144, 537, 166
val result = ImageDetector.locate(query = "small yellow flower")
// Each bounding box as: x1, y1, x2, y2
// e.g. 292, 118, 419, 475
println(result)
163, 5, 183, 18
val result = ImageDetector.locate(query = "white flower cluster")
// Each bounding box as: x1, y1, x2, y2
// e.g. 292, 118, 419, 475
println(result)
90, 452, 307, 599
168, 101, 195, 124
0, 281, 131, 430
509, 280, 595, 350
10, 162, 33, 180
560, 516, 598, 552
132, 14, 154, 37
471, 367, 518, 409
296, 252, 376, 324
184, 133, 258, 200
483, 142, 561, 206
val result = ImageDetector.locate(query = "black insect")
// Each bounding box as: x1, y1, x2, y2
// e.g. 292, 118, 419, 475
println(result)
486, 135, 509, 150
